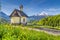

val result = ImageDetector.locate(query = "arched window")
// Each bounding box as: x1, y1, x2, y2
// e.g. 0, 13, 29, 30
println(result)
23, 18, 25, 22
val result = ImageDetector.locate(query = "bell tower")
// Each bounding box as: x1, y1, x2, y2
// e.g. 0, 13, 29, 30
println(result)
20, 4, 23, 11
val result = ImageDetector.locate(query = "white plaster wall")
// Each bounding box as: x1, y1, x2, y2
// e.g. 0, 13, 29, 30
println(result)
21, 17, 27, 24
11, 17, 20, 24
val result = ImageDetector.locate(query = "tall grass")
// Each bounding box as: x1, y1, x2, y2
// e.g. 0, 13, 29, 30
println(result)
0, 24, 60, 40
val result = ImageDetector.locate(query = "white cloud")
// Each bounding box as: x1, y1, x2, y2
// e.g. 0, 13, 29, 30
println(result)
44, 8, 60, 12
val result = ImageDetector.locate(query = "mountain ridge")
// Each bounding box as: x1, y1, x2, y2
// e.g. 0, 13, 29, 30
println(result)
0, 12, 10, 23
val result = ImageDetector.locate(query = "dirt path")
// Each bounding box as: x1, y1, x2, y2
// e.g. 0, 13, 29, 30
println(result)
37, 27, 60, 35
21, 27, 60, 35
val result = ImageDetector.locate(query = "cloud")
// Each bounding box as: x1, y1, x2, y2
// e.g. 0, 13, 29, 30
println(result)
2, 4, 18, 15
43, 8, 60, 15
44, 8, 60, 12
28, 0, 47, 6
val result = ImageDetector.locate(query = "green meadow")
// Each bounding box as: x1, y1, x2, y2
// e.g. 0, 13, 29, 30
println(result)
0, 24, 60, 40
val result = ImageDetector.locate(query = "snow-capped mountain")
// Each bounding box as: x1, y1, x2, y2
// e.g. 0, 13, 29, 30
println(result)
39, 11, 48, 16
28, 11, 48, 21
35, 11, 48, 16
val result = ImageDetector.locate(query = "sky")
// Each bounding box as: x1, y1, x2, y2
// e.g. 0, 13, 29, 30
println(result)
1, 0, 60, 16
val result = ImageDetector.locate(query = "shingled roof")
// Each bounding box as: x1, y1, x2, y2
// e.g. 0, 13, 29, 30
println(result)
10, 9, 28, 17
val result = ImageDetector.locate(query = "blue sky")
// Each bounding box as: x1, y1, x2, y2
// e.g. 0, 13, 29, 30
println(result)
1, 0, 60, 16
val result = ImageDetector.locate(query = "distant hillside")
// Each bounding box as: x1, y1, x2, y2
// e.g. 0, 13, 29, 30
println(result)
0, 12, 10, 24
28, 12, 49, 22
0, 12, 10, 20
37, 14, 60, 27
0, 17, 8, 24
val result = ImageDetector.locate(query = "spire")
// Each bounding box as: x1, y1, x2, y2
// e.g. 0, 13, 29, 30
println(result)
20, 4, 23, 11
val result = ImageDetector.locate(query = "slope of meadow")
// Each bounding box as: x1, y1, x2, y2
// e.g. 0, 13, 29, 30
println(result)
35, 14, 60, 29
37, 14, 60, 26
0, 24, 60, 40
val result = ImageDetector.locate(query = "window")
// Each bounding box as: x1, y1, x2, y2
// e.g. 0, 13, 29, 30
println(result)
23, 18, 25, 22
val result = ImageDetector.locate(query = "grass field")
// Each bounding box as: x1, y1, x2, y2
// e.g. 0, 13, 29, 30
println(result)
26, 25, 60, 30
0, 24, 60, 40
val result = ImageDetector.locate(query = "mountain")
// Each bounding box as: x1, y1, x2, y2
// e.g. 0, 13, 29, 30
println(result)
28, 15, 47, 21
28, 13, 48, 22
28, 11, 49, 22
0, 12, 10, 20
35, 11, 48, 16
0, 17, 8, 24
0, 12, 10, 23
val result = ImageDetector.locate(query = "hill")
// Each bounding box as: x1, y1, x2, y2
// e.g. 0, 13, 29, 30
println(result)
0, 12, 10, 24
37, 14, 60, 27
0, 12, 10, 20
0, 17, 8, 24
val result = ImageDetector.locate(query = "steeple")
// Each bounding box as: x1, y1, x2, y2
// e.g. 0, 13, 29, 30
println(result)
20, 4, 23, 11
